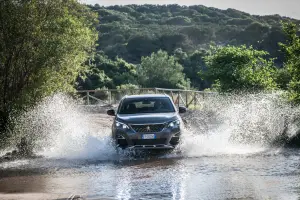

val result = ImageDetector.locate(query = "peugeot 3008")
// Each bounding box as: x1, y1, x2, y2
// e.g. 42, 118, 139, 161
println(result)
107, 94, 186, 150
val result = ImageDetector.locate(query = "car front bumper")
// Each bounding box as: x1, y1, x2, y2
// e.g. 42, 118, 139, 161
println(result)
128, 144, 175, 150
114, 127, 181, 150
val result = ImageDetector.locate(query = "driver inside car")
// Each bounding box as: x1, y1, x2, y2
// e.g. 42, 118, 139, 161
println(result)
153, 100, 165, 111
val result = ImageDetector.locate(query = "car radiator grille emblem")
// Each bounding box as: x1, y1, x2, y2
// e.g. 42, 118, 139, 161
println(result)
131, 124, 165, 133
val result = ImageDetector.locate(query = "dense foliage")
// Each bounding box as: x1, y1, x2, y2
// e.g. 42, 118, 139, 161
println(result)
2, 1, 300, 144
78, 4, 299, 92
89, 4, 298, 65
78, 52, 137, 90
201, 45, 277, 92
139, 50, 188, 89
280, 22, 300, 103
0, 0, 98, 138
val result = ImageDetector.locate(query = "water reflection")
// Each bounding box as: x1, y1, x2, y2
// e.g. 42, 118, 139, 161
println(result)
114, 158, 182, 199
116, 167, 132, 200
171, 160, 187, 200
0, 152, 299, 200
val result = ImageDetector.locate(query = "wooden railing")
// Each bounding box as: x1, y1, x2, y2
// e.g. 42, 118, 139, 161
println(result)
77, 88, 216, 109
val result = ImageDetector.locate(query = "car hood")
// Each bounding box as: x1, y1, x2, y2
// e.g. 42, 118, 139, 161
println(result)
116, 113, 178, 124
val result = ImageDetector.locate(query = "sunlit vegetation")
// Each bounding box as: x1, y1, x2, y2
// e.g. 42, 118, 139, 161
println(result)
1, 1, 300, 145
80, 4, 299, 92
0, 0, 98, 140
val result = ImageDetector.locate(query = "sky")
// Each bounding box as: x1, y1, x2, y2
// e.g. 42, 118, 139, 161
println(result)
82, 0, 300, 19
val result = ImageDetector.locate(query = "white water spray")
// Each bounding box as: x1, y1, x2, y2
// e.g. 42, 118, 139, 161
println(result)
180, 93, 297, 156
14, 94, 116, 160
13, 92, 300, 160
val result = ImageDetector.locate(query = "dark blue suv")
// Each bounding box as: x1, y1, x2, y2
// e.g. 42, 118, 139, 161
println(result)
107, 94, 186, 150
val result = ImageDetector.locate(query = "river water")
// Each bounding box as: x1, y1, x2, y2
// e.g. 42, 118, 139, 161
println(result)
0, 149, 299, 200
0, 94, 299, 199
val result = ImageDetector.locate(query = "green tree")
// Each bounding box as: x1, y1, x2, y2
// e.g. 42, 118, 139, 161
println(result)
139, 50, 188, 89
80, 52, 137, 89
279, 22, 300, 103
200, 45, 277, 92
126, 35, 159, 63
174, 48, 209, 90
78, 67, 112, 90
90, 4, 298, 65
0, 0, 98, 137
164, 16, 192, 25
274, 68, 291, 90
159, 34, 187, 54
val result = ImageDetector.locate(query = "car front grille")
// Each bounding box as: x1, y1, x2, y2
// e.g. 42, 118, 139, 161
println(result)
130, 124, 165, 133
132, 139, 167, 145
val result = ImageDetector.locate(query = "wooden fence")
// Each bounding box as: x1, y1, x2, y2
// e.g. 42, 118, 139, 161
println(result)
77, 88, 216, 109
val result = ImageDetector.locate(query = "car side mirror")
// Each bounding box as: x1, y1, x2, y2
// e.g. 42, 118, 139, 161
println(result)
179, 106, 187, 114
107, 109, 115, 116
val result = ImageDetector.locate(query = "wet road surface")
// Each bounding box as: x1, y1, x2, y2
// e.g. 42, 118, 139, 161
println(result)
0, 149, 300, 200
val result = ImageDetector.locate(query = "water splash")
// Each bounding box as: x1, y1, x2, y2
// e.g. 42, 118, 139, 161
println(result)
12, 92, 300, 161
180, 92, 298, 157
14, 94, 117, 160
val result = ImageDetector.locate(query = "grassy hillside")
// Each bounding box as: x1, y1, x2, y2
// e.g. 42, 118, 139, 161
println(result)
89, 4, 299, 65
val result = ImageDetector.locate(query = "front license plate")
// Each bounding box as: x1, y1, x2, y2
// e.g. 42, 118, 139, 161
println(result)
142, 134, 156, 139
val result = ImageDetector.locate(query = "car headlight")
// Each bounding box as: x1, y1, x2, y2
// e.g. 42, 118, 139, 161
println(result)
168, 120, 180, 128
115, 121, 129, 130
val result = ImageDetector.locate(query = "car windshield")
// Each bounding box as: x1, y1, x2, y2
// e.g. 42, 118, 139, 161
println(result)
118, 97, 175, 114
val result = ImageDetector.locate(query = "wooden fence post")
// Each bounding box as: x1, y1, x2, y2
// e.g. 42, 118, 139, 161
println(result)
109, 91, 112, 105
194, 92, 197, 108
186, 91, 188, 108
87, 91, 90, 105
177, 91, 180, 108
